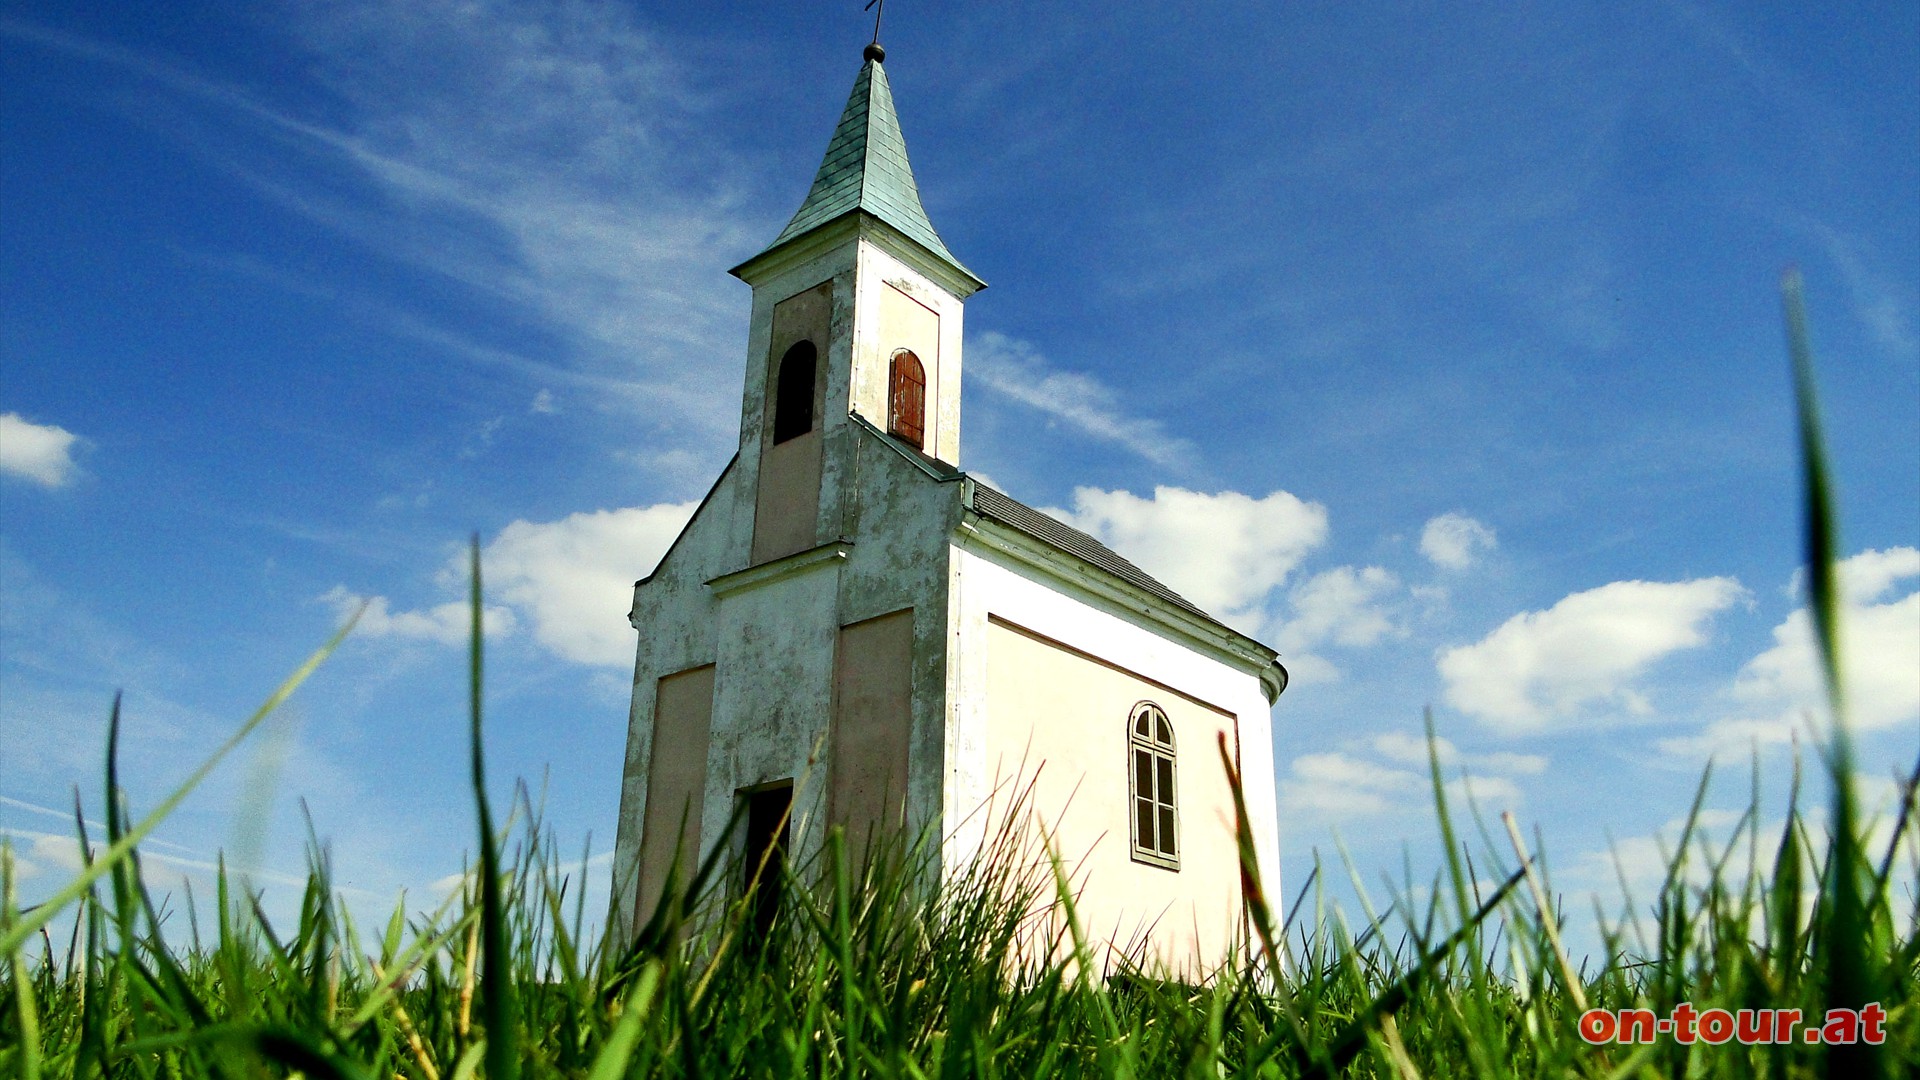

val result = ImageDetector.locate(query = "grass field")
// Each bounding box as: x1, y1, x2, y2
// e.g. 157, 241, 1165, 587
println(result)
3, 279, 1914, 1078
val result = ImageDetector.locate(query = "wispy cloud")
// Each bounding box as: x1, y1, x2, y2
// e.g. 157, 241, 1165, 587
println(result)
4, 3, 759, 441
968, 332, 1197, 468
1805, 220, 1919, 358
270, 0, 759, 379
1279, 730, 1538, 823
1270, 566, 1404, 684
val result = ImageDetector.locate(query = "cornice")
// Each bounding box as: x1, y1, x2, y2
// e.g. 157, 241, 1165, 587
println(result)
731, 212, 985, 298
705, 539, 853, 600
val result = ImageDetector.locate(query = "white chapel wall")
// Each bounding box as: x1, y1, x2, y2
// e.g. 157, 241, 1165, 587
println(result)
945, 542, 1282, 975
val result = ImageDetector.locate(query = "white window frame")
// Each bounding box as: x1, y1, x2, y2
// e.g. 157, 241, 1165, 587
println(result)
1127, 702, 1179, 870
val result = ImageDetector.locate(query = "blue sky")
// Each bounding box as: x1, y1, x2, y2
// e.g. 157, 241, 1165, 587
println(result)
4, 0, 1916, 953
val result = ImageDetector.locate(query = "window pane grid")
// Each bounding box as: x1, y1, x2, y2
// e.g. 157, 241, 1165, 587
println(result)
1127, 704, 1178, 870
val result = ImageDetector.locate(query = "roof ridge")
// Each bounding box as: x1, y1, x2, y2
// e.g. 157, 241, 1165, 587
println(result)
965, 481, 1222, 626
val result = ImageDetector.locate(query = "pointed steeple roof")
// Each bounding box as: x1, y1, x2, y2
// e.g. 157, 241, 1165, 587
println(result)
736, 53, 979, 285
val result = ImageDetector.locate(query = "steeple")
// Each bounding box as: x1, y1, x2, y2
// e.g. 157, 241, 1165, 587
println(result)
726, 43, 980, 566
732, 51, 982, 290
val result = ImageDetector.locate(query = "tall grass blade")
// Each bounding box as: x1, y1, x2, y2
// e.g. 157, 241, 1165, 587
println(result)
1782, 267, 1881, 1077
4, 847, 43, 1080
586, 961, 662, 1080
467, 536, 519, 1080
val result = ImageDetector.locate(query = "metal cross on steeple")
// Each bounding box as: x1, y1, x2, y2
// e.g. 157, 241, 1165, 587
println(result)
860, 0, 889, 63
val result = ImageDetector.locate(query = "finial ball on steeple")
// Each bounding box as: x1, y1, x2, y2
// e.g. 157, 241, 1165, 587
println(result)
864, 41, 886, 63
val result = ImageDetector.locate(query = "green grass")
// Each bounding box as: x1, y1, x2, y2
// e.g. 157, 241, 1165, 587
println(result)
2, 276, 1915, 1077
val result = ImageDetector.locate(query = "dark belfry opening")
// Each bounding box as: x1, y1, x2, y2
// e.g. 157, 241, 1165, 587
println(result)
741, 782, 793, 947
772, 341, 817, 443
888, 349, 926, 449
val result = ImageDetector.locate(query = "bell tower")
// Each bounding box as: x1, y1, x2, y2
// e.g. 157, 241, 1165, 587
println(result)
726, 42, 985, 566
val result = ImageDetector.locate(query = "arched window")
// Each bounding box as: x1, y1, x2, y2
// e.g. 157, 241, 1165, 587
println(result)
1128, 703, 1178, 870
888, 349, 926, 450
772, 341, 817, 444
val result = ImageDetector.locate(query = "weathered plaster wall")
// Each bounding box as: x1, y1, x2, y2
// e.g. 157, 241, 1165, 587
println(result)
751, 434, 822, 562
611, 463, 737, 939
705, 551, 845, 868
619, 222, 976, 941
750, 284, 833, 563
731, 246, 856, 571
835, 429, 966, 855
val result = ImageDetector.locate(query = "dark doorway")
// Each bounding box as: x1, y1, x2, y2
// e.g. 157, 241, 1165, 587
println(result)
741, 782, 793, 947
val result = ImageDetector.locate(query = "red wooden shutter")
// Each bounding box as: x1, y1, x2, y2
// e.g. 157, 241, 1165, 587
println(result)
889, 350, 926, 449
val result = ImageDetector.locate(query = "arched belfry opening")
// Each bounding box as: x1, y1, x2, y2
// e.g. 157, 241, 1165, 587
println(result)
888, 348, 926, 449
773, 341, 818, 443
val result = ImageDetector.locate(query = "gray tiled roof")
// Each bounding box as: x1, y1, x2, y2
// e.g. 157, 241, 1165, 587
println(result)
967, 484, 1221, 626
848, 413, 1243, 640
757, 59, 973, 277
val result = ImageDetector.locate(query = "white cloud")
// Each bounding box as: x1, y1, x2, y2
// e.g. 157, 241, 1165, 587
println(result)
1043, 485, 1328, 630
1664, 548, 1920, 757
0, 413, 82, 488
1283, 567, 1401, 648
1279, 733, 1541, 822
1281, 752, 1423, 817
322, 586, 517, 645
968, 332, 1196, 468
1419, 512, 1497, 570
1437, 577, 1747, 732
1447, 773, 1524, 811
1836, 546, 1920, 603
1654, 714, 1804, 760
1270, 566, 1402, 683
530, 388, 557, 414
1567, 808, 1753, 908
480, 502, 698, 667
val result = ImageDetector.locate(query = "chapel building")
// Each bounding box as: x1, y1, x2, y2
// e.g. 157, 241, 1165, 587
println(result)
610, 42, 1288, 973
